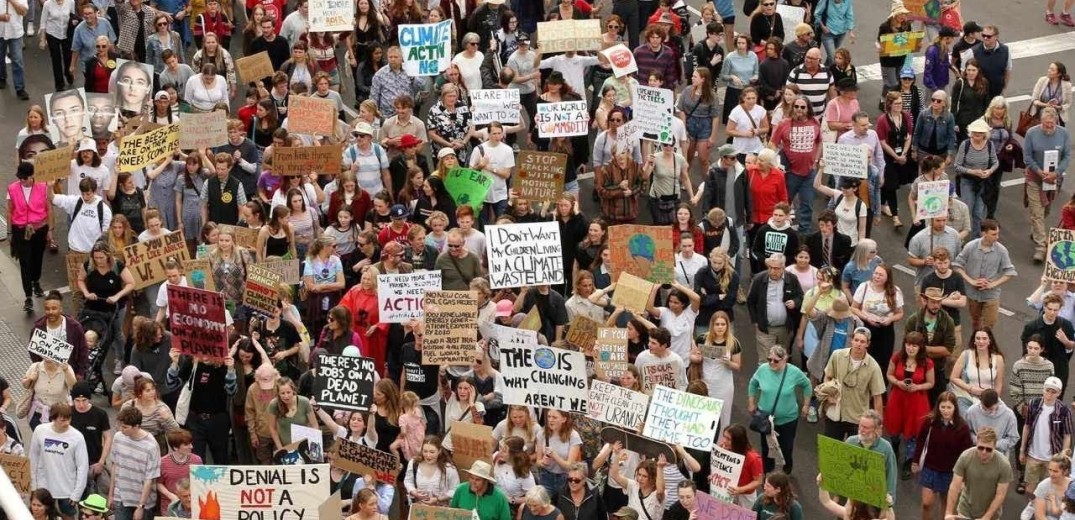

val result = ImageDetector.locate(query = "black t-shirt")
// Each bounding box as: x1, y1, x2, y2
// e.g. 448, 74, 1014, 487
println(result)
400, 343, 440, 400
180, 361, 230, 414
260, 320, 301, 358
83, 260, 127, 313
71, 405, 110, 464
921, 271, 967, 326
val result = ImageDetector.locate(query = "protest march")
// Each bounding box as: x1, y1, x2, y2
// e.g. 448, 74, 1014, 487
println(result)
0, 0, 1072, 519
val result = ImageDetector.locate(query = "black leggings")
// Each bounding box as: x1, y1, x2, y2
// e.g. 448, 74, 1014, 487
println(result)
12, 225, 47, 298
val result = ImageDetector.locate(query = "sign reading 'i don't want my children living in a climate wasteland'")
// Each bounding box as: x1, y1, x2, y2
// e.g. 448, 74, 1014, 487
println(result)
485, 222, 563, 289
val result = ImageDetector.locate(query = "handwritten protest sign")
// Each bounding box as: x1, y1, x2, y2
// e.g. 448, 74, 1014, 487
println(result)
879, 31, 926, 57
701, 342, 731, 361
470, 89, 521, 125
168, 285, 228, 360
516, 151, 566, 203
444, 167, 492, 210
256, 258, 301, 285
190, 464, 330, 519
641, 363, 678, 394
690, 23, 707, 46
287, 96, 337, 136
537, 19, 602, 52
601, 44, 638, 78
518, 306, 541, 332
178, 111, 228, 149
32, 145, 73, 183
422, 290, 478, 364
615, 120, 640, 153
123, 230, 190, 289
334, 439, 400, 483
411, 505, 472, 520
1047, 228, 1075, 282
595, 327, 629, 378
586, 380, 649, 430
818, 435, 888, 508
313, 353, 376, 411
501, 344, 589, 413
235, 52, 274, 82
449, 421, 495, 470
608, 225, 675, 284
66, 252, 89, 290
776, 4, 805, 37
217, 225, 258, 251
118, 123, 179, 172
272, 144, 344, 176
565, 315, 599, 352
915, 180, 950, 220
643, 385, 723, 450
184, 258, 215, 291
0, 454, 30, 493
290, 424, 325, 462
309, 0, 352, 31
696, 491, 757, 520
536, 101, 590, 138
243, 264, 282, 315
485, 222, 564, 289
823, 143, 869, 179
488, 324, 537, 367
28, 328, 73, 363
632, 86, 675, 144
710, 446, 745, 502
611, 272, 655, 314
399, 21, 453, 76
378, 271, 442, 323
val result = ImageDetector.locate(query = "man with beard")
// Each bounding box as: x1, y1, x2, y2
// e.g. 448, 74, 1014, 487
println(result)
844, 410, 897, 507
903, 286, 957, 403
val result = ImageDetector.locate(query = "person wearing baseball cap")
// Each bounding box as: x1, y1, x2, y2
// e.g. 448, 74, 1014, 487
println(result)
1016, 375, 1073, 494
388, 133, 430, 195
377, 204, 413, 248
450, 460, 511, 519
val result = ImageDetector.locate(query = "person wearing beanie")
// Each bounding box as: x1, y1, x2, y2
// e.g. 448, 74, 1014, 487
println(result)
70, 381, 112, 496
8, 161, 52, 312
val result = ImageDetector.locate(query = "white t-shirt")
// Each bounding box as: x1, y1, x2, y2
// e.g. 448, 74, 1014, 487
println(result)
452, 52, 485, 92
852, 283, 904, 318
674, 252, 707, 287
833, 195, 867, 246
68, 161, 111, 197
1029, 403, 1057, 461
155, 276, 189, 318
728, 104, 767, 155
625, 479, 664, 520
658, 306, 699, 360
52, 194, 112, 253
462, 230, 486, 259
469, 141, 515, 204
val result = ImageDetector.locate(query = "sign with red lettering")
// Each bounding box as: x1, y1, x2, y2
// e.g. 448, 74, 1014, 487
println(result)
709, 446, 745, 503
168, 284, 228, 361
332, 439, 400, 484
188, 464, 330, 519
243, 264, 282, 315
377, 270, 442, 323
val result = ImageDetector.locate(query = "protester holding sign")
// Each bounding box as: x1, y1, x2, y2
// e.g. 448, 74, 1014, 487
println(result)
21, 356, 77, 430
31, 291, 89, 380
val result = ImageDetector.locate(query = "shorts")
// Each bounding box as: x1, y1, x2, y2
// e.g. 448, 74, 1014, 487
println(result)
57, 499, 77, 517
722, 15, 736, 24
686, 115, 714, 140
918, 467, 953, 492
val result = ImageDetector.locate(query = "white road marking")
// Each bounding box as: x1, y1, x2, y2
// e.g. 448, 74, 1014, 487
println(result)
891, 261, 1018, 319
1001, 178, 1026, 188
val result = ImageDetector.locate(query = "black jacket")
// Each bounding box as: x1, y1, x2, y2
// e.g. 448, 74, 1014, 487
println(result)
746, 271, 803, 335
804, 230, 853, 270
695, 265, 739, 325
557, 484, 607, 520
701, 163, 750, 228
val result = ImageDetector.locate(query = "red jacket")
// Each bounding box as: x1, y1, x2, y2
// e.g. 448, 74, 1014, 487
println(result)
746, 165, 788, 225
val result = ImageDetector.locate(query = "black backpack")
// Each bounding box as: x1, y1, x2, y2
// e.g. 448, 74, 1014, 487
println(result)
71, 198, 105, 233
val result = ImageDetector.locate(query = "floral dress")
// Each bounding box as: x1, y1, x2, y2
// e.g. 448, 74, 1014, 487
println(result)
426, 101, 472, 163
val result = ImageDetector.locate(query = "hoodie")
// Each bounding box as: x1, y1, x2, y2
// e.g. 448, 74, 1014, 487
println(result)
964, 400, 1021, 455
750, 217, 800, 263
557, 483, 607, 520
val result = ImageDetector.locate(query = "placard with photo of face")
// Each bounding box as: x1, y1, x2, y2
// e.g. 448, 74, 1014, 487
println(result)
85, 93, 119, 140
45, 88, 89, 147
110, 59, 155, 117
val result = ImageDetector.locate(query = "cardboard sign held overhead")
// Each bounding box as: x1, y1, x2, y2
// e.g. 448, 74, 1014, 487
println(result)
398, 21, 453, 76
235, 51, 274, 82
485, 222, 564, 289
178, 111, 229, 149
32, 145, 74, 183
377, 270, 442, 323
333, 438, 401, 483
272, 144, 344, 176
256, 258, 302, 285
537, 19, 602, 52
565, 315, 600, 352
217, 224, 258, 250
535, 101, 590, 138
122, 230, 190, 289
470, 89, 521, 125
313, 353, 377, 412
449, 421, 495, 470
610, 272, 656, 314
309, 0, 352, 32
594, 327, 629, 379
516, 151, 567, 204
287, 96, 337, 136
608, 225, 675, 284
422, 290, 478, 364
601, 44, 637, 78
500, 344, 589, 413
168, 284, 228, 361
118, 123, 179, 172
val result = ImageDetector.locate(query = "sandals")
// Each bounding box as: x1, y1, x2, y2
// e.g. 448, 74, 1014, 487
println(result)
1016, 481, 1027, 495
893, 216, 903, 228
47, 238, 58, 253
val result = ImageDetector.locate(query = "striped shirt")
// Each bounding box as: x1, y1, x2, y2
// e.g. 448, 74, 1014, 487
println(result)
953, 140, 998, 179
786, 65, 833, 118
111, 431, 161, 508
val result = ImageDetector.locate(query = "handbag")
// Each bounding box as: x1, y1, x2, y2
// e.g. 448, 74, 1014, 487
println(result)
750, 366, 788, 435
15, 389, 34, 419
1016, 109, 1041, 137
175, 360, 199, 425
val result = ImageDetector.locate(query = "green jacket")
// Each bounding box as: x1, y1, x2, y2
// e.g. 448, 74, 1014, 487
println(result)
903, 308, 958, 362
449, 483, 512, 520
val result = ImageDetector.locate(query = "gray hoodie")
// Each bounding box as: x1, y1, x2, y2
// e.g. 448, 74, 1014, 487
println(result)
965, 400, 1021, 455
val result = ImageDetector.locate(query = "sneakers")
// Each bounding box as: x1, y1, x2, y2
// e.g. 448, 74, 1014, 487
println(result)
1062, 13, 1075, 26
113, 359, 124, 375
807, 405, 818, 423
23, 298, 32, 313
32, 281, 43, 298
1047, 12, 1059, 24
26, 22, 34, 36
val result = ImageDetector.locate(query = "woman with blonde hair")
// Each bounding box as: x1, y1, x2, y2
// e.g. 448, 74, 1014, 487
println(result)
689, 310, 741, 435
984, 96, 1017, 219
16, 105, 50, 150
493, 406, 538, 451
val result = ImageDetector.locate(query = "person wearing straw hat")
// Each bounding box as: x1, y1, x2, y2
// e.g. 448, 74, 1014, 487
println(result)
876, 1, 914, 105
953, 118, 999, 238
450, 460, 512, 520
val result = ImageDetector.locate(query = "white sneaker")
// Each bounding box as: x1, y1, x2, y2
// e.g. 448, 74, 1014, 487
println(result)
113, 359, 124, 375
26, 23, 34, 36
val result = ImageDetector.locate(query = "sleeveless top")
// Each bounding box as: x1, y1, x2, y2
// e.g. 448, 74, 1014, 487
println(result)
7, 182, 48, 226
374, 412, 401, 454
265, 231, 290, 257
962, 350, 1000, 390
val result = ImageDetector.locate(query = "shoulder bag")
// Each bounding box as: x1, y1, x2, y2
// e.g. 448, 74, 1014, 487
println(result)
820, 101, 839, 143
175, 360, 200, 425
750, 367, 788, 435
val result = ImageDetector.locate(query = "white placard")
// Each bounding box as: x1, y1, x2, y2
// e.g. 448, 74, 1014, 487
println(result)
190, 465, 330, 518
290, 423, 325, 462
632, 86, 675, 144
776, 5, 806, 37
470, 89, 521, 125
601, 44, 638, 78
710, 446, 745, 503
399, 21, 453, 76
642, 385, 723, 451
915, 180, 950, 220
586, 380, 650, 430
308, 0, 352, 32
377, 271, 443, 323
536, 101, 590, 138
500, 344, 589, 413
28, 328, 73, 363
1045, 150, 1061, 191
485, 222, 564, 289
823, 142, 869, 179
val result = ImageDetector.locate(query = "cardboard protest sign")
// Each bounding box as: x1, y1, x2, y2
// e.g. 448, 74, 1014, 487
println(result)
516, 151, 567, 203
178, 111, 228, 149
189, 464, 330, 519
422, 290, 478, 364
0, 454, 30, 493
118, 123, 179, 172
696, 491, 757, 520
290, 423, 325, 462
309, 0, 352, 32
32, 144, 73, 183
594, 327, 629, 378
601, 44, 638, 78
313, 353, 377, 411
235, 52, 274, 82
184, 258, 216, 291
536, 101, 590, 138
317, 492, 342, 520
632, 86, 675, 144
501, 344, 589, 413
272, 144, 344, 176
27, 328, 74, 363
879, 31, 926, 57
608, 225, 675, 284
399, 21, 453, 76
66, 252, 89, 290
518, 306, 542, 332
123, 230, 190, 289
449, 421, 495, 470
643, 385, 723, 450
333, 438, 401, 483
243, 264, 283, 315
411, 505, 472, 520
641, 362, 678, 394
537, 19, 602, 52
818, 435, 888, 508
701, 342, 731, 361
1047, 228, 1075, 282
611, 272, 656, 314
485, 222, 564, 289
823, 143, 869, 179
586, 380, 649, 430
915, 180, 950, 220
710, 446, 745, 502
470, 89, 521, 125
168, 284, 228, 360
217, 224, 258, 250
287, 96, 337, 136
565, 315, 599, 352
256, 258, 301, 285
377, 270, 442, 323
600, 427, 678, 463
443, 167, 492, 210
776, 5, 805, 37
615, 120, 641, 153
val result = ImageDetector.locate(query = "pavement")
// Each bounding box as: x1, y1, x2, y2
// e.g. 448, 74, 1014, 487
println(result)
0, 0, 1070, 516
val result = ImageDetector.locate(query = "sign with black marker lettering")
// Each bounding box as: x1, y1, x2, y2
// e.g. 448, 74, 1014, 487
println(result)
500, 344, 588, 413
586, 380, 649, 430
168, 284, 228, 360
642, 385, 723, 451
189, 464, 330, 519
377, 271, 442, 323
27, 329, 73, 364
122, 230, 190, 289
485, 222, 564, 289
313, 354, 376, 412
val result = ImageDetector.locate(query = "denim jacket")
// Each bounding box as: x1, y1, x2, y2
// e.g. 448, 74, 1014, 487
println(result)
913, 108, 957, 156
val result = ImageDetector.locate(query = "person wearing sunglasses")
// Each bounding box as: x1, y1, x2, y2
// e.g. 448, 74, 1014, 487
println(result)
945, 426, 1012, 520
747, 344, 811, 474
79, 494, 111, 519
967, 24, 1010, 102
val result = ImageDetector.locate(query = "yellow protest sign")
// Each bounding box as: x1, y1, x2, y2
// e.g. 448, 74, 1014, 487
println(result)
118, 123, 179, 172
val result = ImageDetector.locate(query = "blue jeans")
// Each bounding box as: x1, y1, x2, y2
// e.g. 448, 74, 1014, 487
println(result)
868, 166, 882, 215
786, 170, 816, 235
821, 32, 847, 67
0, 37, 26, 91
537, 470, 566, 496
959, 177, 986, 238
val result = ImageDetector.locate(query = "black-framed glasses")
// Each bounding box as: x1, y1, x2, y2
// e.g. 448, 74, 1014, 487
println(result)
567, 478, 584, 483
448, 243, 463, 249
982, 33, 996, 39
793, 104, 807, 109
768, 357, 783, 363
157, 21, 169, 26
976, 445, 994, 453
762, 2, 775, 5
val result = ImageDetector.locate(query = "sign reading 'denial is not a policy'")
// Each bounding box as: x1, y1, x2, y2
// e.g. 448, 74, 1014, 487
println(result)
189, 464, 330, 519
399, 21, 453, 76
485, 222, 563, 289
500, 344, 589, 413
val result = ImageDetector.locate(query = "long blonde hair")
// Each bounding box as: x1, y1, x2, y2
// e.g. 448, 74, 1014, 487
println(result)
703, 311, 738, 348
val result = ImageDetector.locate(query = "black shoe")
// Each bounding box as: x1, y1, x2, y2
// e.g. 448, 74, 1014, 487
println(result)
900, 461, 912, 481
0, 79, 8, 89
17, 90, 29, 100
23, 298, 32, 312
32, 282, 44, 298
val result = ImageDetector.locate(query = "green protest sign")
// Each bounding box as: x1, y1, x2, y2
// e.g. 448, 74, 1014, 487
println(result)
818, 435, 887, 508
443, 167, 492, 210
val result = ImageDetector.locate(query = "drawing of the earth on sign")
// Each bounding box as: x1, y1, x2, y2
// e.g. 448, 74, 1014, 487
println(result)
1050, 241, 1075, 272
628, 233, 656, 278
534, 347, 557, 369
920, 193, 944, 217
599, 350, 612, 361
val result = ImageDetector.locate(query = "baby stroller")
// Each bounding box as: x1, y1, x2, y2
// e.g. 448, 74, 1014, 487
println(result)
78, 308, 120, 397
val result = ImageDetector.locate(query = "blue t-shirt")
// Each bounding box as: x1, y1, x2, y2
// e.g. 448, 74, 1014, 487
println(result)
831, 320, 850, 351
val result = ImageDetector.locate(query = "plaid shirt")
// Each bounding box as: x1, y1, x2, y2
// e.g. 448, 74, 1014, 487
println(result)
115, 1, 155, 56
1025, 397, 1075, 459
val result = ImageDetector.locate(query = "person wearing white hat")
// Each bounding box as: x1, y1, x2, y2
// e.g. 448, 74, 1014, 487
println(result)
877, 1, 914, 103
1018, 376, 1074, 495
450, 460, 512, 520
952, 119, 998, 238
